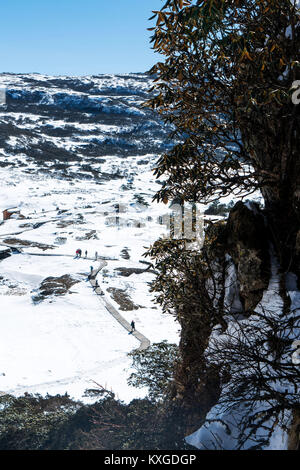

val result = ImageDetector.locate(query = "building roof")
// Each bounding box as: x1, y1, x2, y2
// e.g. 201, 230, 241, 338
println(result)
3, 207, 20, 212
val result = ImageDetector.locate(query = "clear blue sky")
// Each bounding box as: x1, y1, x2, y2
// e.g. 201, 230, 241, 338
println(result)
0, 0, 164, 76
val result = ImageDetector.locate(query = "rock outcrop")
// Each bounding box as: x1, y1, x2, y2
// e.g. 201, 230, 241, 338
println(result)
288, 409, 300, 450
32, 274, 79, 303
172, 201, 272, 436
225, 202, 270, 312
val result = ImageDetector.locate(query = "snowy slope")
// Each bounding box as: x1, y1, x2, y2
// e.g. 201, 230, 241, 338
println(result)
0, 73, 180, 402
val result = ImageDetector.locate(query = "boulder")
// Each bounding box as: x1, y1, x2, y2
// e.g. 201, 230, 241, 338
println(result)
32, 274, 79, 303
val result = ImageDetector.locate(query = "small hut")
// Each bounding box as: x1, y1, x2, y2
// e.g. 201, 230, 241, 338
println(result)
3, 207, 22, 221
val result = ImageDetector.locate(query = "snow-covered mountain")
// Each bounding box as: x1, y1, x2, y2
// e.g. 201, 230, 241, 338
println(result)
0, 73, 179, 403
0, 73, 173, 177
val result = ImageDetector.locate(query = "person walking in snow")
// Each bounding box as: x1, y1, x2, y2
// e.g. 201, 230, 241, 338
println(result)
130, 320, 135, 332
85, 250, 88, 258
95, 251, 98, 261
75, 249, 80, 259
78, 249, 82, 258
87, 266, 94, 281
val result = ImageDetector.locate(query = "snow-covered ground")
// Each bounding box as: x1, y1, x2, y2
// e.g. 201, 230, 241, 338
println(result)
0, 73, 265, 421
0, 73, 174, 167
0, 162, 180, 402
0, 72, 182, 402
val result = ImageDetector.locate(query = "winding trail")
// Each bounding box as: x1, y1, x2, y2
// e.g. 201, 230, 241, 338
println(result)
5, 248, 150, 350
20, 250, 151, 351
89, 263, 150, 352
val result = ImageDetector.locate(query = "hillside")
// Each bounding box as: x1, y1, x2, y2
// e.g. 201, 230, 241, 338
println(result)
0, 73, 179, 402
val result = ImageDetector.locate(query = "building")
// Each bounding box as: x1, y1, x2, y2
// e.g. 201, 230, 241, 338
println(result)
3, 207, 23, 221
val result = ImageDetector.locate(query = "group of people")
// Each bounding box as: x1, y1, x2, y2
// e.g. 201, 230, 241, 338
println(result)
75, 249, 98, 260
74, 247, 137, 335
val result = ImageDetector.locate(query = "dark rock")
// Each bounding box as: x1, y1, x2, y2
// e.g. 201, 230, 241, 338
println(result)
107, 287, 141, 311
120, 248, 130, 260
3, 238, 54, 251
0, 248, 11, 260
288, 409, 300, 450
75, 230, 98, 241
54, 237, 67, 245
114, 266, 156, 277
32, 274, 79, 303
225, 201, 270, 311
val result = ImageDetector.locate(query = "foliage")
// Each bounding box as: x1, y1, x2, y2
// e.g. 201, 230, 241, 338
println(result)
144, 236, 225, 416
205, 306, 300, 448
144, 1, 300, 436
0, 390, 190, 450
128, 341, 179, 401
204, 200, 234, 216
46, 394, 189, 450
146, 0, 300, 215
0, 393, 79, 450
144, 237, 222, 323
0, 368, 189, 450
133, 193, 150, 206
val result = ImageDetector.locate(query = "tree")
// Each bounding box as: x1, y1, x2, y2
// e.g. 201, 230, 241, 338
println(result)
147, 0, 300, 271
144, 235, 224, 433
204, 306, 300, 449
128, 341, 179, 401
0, 393, 79, 450
145, 0, 300, 447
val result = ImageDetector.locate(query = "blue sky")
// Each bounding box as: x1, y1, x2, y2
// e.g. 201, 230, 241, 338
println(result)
0, 0, 164, 76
